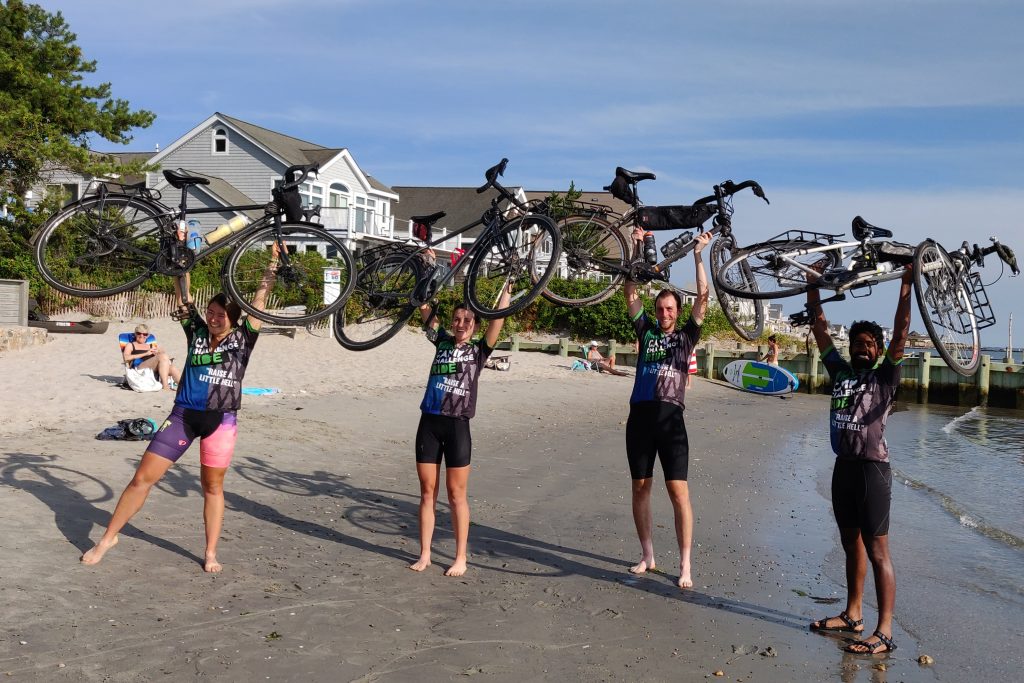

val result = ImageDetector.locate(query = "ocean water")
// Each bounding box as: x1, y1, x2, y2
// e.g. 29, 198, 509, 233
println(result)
786, 402, 1024, 678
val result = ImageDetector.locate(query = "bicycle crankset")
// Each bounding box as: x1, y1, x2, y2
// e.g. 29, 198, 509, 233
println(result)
629, 262, 670, 283
155, 243, 196, 276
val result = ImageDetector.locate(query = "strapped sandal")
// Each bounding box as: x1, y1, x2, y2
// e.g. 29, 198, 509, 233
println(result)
844, 630, 897, 655
810, 611, 863, 633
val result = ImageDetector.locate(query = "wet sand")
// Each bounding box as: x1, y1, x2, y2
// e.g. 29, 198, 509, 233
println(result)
0, 324, 941, 681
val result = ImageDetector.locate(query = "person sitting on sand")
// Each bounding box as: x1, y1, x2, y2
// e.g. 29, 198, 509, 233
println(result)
123, 324, 181, 390
806, 265, 913, 656
621, 228, 712, 590
409, 285, 511, 577
82, 248, 278, 573
587, 340, 617, 373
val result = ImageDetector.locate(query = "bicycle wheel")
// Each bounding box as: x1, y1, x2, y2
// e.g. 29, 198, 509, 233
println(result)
333, 249, 422, 351
716, 239, 843, 299
710, 235, 764, 340
33, 194, 163, 297
223, 222, 355, 325
541, 214, 629, 307
913, 240, 980, 376
464, 214, 562, 319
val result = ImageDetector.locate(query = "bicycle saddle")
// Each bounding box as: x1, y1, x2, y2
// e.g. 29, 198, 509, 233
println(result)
163, 169, 211, 189
409, 211, 446, 227
852, 216, 893, 240
613, 167, 656, 183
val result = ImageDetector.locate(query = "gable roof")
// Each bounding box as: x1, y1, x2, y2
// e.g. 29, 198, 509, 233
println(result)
391, 186, 515, 237
218, 113, 341, 167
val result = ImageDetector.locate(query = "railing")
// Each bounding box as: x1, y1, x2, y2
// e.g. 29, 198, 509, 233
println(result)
317, 206, 395, 239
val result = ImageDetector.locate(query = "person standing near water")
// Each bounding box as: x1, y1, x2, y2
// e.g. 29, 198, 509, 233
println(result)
807, 266, 913, 655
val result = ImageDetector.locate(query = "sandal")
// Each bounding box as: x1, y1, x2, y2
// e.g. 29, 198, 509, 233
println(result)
844, 630, 897, 655
810, 611, 863, 633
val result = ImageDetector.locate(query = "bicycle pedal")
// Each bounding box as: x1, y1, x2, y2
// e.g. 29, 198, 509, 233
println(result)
789, 311, 811, 327
171, 304, 196, 321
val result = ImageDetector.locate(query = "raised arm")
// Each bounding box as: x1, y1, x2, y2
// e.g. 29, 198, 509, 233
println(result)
624, 227, 645, 318
887, 268, 914, 362
806, 273, 834, 354
483, 284, 513, 348
247, 244, 281, 332
691, 232, 712, 325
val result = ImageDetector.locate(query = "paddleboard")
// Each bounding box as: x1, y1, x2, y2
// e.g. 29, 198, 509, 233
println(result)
722, 360, 799, 395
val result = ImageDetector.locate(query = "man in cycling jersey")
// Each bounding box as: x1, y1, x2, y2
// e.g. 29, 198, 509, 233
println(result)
806, 267, 913, 655
622, 228, 711, 590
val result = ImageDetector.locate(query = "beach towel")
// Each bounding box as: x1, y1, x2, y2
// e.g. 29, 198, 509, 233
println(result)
124, 366, 162, 392
242, 387, 280, 396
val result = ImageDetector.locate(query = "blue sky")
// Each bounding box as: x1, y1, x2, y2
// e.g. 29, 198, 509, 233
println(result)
43, 0, 1024, 348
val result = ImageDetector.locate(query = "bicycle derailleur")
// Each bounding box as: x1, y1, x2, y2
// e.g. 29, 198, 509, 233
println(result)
155, 240, 196, 276
629, 262, 670, 283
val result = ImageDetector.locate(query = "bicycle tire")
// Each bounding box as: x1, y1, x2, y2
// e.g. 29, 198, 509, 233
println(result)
464, 214, 562, 319
710, 235, 764, 340
716, 238, 843, 300
913, 239, 980, 376
33, 194, 163, 297
540, 214, 629, 307
223, 222, 355, 325
333, 250, 422, 351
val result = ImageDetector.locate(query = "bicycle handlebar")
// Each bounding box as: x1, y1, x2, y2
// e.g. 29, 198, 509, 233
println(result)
477, 158, 509, 193
281, 163, 320, 192
693, 179, 769, 206
981, 239, 1020, 276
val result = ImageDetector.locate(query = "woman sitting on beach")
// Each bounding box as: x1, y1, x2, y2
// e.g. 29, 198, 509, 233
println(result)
123, 324, 181, 390
410, 286, 511, 577
82, 248, 278, 572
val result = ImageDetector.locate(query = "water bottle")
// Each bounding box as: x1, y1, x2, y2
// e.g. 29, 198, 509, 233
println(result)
660, 231, 694, 259
186, 220, 202, 250
643, 231, 658, 265
205, 215, 251, 246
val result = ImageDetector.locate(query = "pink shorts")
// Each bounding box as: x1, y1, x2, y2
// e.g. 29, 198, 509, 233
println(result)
149, 405, 238, 468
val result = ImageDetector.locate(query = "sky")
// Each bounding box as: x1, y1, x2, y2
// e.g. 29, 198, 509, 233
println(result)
38, 0, 1024, 349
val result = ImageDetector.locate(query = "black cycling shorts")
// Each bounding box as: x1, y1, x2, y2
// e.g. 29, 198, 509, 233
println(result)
415, 413, 472, 468
831, 458, 892, 537
625, 401, 689, 481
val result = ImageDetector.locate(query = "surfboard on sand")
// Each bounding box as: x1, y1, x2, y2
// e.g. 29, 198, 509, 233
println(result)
722, 360, 799, 395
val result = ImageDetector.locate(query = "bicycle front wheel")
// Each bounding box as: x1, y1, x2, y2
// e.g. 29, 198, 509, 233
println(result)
716, 238, 843, 299
223, 223, 355, 325
913, 239, 980, 376
334, 249, 421, 351
465, 214, 562, 319
33, 194, 163, 297
710, 235, 764, 340
541, 214, 629, 307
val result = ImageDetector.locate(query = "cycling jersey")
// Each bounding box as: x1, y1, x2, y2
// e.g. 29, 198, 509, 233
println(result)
629, 311, 701, 408
821, 346, 902, 462
419, 328, 493, 420
175, 311, 259, 413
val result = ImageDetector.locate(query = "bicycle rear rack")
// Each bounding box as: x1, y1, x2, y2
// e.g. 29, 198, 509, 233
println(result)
766, 229, 843, 245
964, 271, 997, 329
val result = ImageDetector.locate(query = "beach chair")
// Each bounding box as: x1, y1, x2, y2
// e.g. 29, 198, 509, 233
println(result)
118, 331, 161, 391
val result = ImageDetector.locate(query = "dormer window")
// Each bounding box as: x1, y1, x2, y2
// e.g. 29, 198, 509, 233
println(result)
212, 128, 228, 155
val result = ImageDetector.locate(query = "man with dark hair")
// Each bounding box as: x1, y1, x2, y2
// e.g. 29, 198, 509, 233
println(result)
621, 228, 712, 590
806, 267, 913, 655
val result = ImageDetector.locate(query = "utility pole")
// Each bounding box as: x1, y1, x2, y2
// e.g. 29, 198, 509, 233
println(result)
1007, 312, 1014, 363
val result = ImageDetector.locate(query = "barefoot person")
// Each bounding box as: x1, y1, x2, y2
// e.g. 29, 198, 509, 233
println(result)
82, 251, 278, 572
410, 288, 510, 577
123, 323, 181, 390
806, 266, 913, 655
622, 229, 712, 589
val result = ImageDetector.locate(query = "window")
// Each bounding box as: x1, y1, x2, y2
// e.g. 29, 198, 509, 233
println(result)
305, 244, 319, 254
46, 183, 79, 206
212, 128, 228, 155
355, 196, 376, 233
299, 182, 323, 208
328, 182, 349, 208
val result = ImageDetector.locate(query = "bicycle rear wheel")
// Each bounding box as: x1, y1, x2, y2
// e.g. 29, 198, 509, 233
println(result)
33, 194, 163, 297
223, 222, 355, 325
541, 214, 628, 307
716, 238, 843, 299
913, 239, 980, 376
710, 234, 764, 340
465, 214, 561, 319
334, 249, 421, 351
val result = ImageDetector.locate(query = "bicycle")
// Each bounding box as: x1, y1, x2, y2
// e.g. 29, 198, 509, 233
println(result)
32, 163, 356, 325
540, 166, 770, 341
333, 158, 562, 351
713, 216, 1019, 375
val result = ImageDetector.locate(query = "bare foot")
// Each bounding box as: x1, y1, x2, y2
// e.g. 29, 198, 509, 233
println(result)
81, 536, 118, 565
444, 559, 467, 577
409, 557, 431, 572
204, 553, 222, 573
678, 560, 692, 589
629, 558, 655, 574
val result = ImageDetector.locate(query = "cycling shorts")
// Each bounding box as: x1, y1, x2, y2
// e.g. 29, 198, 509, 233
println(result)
625, 401, 689, 481
831, 458, 892, 537
415, 413, 472, 468
148, 405, 238, 469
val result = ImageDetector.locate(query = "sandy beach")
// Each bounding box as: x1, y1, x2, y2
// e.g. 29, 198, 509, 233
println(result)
0, 319, 972, 681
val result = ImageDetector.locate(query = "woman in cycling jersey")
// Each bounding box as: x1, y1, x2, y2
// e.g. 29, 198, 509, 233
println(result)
82, 248, 279, 572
